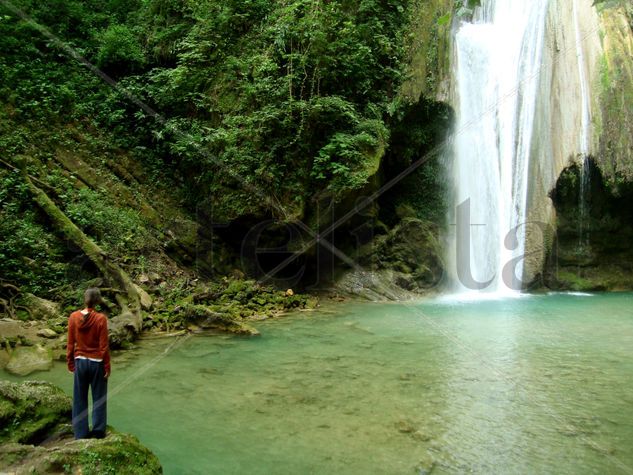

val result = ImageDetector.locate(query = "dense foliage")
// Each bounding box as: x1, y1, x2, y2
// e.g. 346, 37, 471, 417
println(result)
0, 0, 419, 221
0, 0, 451, 297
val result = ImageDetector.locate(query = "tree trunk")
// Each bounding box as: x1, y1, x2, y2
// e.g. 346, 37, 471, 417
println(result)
23, 173, 150, 346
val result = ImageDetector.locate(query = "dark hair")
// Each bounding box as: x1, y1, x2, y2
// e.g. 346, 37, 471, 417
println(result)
84, 287, 102, 308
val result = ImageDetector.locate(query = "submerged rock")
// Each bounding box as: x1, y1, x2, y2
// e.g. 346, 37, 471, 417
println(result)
395, 418, 417, 434
0, 381, 162, 474
415, 457, 436, 475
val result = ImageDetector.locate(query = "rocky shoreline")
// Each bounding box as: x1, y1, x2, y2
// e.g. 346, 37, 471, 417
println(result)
0, 277, 321, 377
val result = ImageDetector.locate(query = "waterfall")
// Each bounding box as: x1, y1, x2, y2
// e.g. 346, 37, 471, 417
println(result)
573, 0, 592, 251
447, 0, 550, 294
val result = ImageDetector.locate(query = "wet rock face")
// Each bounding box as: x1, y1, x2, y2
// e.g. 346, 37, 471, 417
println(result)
336, 218, 445, 299
594, 5, 633, 188
499, 1, 633, 286
545, 160, 633, 290
367, 218, 444, 294
0, 381, 162, 474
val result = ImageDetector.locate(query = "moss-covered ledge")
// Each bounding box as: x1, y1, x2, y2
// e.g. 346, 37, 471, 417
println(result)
0, 381, 162, 474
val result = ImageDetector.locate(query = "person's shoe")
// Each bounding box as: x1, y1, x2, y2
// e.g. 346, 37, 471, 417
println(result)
89, 430, 106, 439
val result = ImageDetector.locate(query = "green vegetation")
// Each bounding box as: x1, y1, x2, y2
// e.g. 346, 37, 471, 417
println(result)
0, 381, 70, 445
0, 0, 425, 218
0, 0, 452, 305
65, 187, 151, 255
596, 5, 633, 188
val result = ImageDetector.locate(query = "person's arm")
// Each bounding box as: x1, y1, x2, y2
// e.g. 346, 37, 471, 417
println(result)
66, 314, 76, 372
100, 317, 111, 378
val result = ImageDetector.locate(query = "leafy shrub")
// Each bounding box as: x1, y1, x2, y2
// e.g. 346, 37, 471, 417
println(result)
0, 171, 69, 295
96, 24, 145, 74
64, 187, 152, 255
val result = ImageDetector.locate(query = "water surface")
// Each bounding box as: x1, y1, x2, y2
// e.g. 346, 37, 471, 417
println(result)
3, 293, 633, 474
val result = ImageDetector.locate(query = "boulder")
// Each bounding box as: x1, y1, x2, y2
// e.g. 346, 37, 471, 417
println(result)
334, 269, 414, 301
185, 305, 261, 336
5, 345, 53, 376
21, 294, 61, 321
0, 319, 25, 339
36, 329, 58, 339
373, 218, 444, 291
133, 283, 153, 310
108, 310, 142, 348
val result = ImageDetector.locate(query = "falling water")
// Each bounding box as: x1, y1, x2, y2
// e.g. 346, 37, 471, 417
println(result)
573, 0, 592, 250
448, 0, 549, 293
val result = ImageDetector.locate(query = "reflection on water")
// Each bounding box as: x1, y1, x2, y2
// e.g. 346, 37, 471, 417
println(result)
3, 293, 633, 474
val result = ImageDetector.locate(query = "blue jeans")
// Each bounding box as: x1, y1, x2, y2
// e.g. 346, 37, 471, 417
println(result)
72, 358, 108, 439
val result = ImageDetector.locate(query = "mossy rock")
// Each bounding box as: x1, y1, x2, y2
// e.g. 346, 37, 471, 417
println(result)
549, 266, 633, 292
223, 322, 261, 337
21, 294, 61, 321
0, 380, 71, 445
596, 6, 633, 188
151, 278, 316, 334
370, 218, 444, 292
0, 381, 162, 474
0, 431, 162, 475
552, 270, 604, 292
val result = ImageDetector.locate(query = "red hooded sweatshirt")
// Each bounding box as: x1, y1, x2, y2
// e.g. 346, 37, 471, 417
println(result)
66, 309, 110, 374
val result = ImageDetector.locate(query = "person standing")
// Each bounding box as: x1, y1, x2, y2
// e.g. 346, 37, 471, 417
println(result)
66, 287, 111, 439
